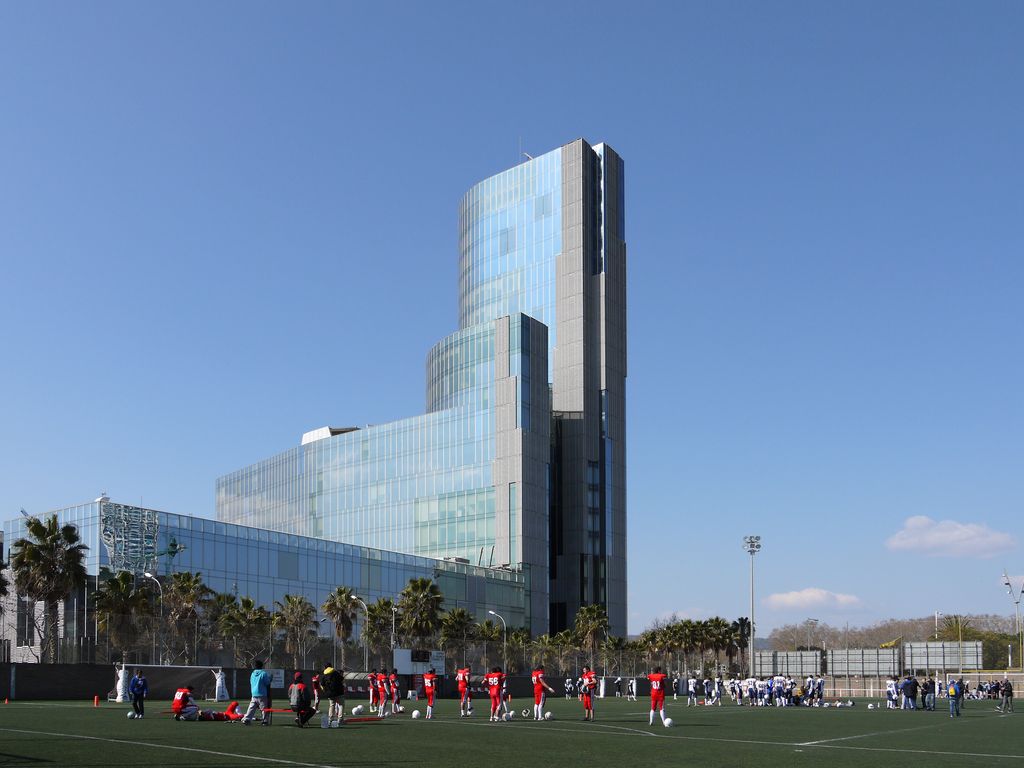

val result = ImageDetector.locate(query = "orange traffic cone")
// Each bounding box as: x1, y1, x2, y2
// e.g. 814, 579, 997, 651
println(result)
93, 695, 100, 707
4, 698, 8, 704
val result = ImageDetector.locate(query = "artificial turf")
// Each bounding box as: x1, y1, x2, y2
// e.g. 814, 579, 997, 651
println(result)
0, 695, 1019, 767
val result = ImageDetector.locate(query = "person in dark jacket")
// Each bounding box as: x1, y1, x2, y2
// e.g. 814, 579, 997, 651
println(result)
320, 666, 346, 725
129, 669, 148, 718
288, 672, 315, 727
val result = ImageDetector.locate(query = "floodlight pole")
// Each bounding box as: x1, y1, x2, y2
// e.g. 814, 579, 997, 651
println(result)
489, 610, 507, 671
742, 536, 761, 678
355, 597, 369, 672
1002, 571, 1023, 671
805, 618, 819, 652
142, 572, 162, 664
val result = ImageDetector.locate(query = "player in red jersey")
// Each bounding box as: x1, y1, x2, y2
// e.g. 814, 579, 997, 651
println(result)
376, 670, 390, 718
581, 666, 598, 721
172, 685, 241, 721
389, 668, 401, 714
422, 667, 438, 719
531, 664, 555, 720
646, 666, 668, 726
456, 666, 473, 717
369, 668, 378, 710
483, 667, 506, 721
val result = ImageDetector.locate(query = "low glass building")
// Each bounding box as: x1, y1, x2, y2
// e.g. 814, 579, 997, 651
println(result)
0, 498, 525, 665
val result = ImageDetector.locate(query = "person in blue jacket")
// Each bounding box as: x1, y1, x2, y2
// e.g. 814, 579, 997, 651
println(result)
129, 669, 148, 718
242, 659, 273, 726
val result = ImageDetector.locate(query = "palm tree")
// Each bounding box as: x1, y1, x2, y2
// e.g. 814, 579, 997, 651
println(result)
163, 571, 214, 664
601, 634, 626, 675
10, 513, 89, 662
705, 616, 732, 672
203, 592, 239, 655
220, 596, 272, 667
94, 570, 150, 662
508, 627, 531, 673
397, 577, 444, 648
476, 619, 502, 670
552, 629, 578, 676
440, 607, 477, 668
273, 594, 318, 669
733, 617, 751, 673
531, 633, 556, 669
573, 604, 610, 668
321, 586, 360, 668
364, 598, 396, 667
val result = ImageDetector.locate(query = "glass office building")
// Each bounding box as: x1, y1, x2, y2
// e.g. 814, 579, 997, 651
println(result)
1, 499, 526, 664
218, 138, 627, 636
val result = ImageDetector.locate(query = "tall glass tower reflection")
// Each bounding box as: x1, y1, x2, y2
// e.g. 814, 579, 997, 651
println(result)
217, 139, 627, 636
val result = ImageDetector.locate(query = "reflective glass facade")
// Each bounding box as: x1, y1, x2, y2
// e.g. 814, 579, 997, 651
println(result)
216, 139, 627, 637
2, 500, 526, 647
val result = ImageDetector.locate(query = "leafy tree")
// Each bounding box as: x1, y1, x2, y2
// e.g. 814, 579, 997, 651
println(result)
163, 571, 214, 664
94, 570, 150, 662
10, 514, 89, 663
220, 596, 272, 667
574, 603, 610, 668
476, 619, 502, 670
531, 633, 556, 669
732, 617, 751, 672
507, 626, 531, 673
705, 616, 733, 671
273, 594, 318, 669
552, 629, 578, 675
321, 586, 361, 668
397, 577, 443, 648
364, 598, 397, 667
440, 607, 477, 668
601, 634, 626, 674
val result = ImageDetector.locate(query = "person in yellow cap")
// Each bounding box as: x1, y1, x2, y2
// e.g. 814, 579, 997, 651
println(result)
321, 666, 346, 725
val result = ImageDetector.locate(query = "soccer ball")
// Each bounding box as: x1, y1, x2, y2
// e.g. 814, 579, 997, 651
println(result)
664, 718, 674, 728
352, 705, 364, 715
126, 712, 136, 719
521, 708, 530, 718
383, 709, 392, 718
398, 706, 405, 713
867, 703, 875, 710
544, 711, 554, 721
411, 710, 422, 719
502, 712, 512, 721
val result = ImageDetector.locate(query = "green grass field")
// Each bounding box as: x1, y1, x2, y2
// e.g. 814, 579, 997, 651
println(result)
0, 696, 1020, 767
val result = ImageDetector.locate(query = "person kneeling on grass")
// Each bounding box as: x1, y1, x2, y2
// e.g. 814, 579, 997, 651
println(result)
289, 672, 316, 727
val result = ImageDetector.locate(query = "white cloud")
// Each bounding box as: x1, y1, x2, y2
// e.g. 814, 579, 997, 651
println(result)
764, 588, 861, 610
886, 515, 1015, 558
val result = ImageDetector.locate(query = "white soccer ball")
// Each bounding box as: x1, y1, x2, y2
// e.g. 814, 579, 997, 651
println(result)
398, 706, 405, 713
352, 705, 364, 715
521, 708, 530, 718
126, 712, 136, 719
502, 712, 512, 721
411, 709, 421, 719
867, 703, 875, 710
544, 711, 554, 720
384, 709, 392, 718
664, 718, 674, 728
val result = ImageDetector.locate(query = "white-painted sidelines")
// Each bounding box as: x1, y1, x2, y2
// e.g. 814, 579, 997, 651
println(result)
0, 728, 336, 768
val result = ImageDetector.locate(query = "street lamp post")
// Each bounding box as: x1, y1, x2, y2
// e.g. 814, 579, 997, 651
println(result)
742, 536, 762, 678
488, 610, 507, 671
142, 572, 162, 664
805, 618, 819, 652
1003, 571, 1023, 671
355, 597, 369, 672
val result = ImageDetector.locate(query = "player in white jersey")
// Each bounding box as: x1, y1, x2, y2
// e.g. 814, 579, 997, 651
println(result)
687, 676, 698, 706
886, 676, 898, 709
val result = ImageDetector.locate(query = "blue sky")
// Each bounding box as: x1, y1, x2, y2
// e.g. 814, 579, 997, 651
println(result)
1, 1, 1021, 635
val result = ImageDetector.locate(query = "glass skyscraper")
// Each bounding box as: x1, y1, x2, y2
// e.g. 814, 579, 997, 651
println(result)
217, 138, 627, 636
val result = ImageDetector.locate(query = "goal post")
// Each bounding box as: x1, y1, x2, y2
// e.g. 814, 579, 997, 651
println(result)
110, 664, 230, 703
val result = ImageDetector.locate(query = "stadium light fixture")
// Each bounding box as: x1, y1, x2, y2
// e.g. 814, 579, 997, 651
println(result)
742, 536, 761, 678
805, 618, 819, 651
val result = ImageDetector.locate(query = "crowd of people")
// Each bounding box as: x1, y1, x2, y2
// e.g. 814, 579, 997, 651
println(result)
126, 662, 1016, 727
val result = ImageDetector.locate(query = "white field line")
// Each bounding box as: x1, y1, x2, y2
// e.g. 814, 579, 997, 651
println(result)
797, 722, 944, 745
0, 728, 335, 768
426, 711, 1024, 760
